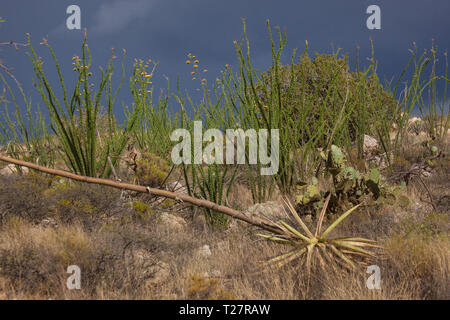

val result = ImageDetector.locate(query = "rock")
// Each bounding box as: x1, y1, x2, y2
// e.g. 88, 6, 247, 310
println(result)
407, 117, 428, 137
408, 117, 422, 125
421, 171, 432, 178
244, 201, 288, 222
361, 135, 392, 169
445, 129, 450, 144
134, 249, 171, 288
159, 212, 186, 231
167, 181, 186, 194
210, 270, 222, 278
0, 164, 29, 176
40, 217, 58, 228
201, 269, 222, 278
363, 135, 379, 157
420, 165, 433, 178
196, 245, 212, 258
145, 261, 170, 287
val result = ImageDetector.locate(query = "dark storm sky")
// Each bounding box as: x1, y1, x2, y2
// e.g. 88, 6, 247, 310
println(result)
1, 0, 449, 118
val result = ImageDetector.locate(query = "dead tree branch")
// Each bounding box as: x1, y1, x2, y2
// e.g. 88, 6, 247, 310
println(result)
0, 154, 283, 234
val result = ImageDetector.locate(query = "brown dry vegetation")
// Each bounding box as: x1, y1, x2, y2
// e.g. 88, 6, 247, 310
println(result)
0, 140, 448, 300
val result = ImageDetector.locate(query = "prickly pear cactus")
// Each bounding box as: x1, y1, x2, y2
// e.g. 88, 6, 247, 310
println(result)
296, 145, 409, 215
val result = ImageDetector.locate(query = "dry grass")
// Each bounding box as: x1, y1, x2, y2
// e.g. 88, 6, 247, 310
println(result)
0, 139, 448, 300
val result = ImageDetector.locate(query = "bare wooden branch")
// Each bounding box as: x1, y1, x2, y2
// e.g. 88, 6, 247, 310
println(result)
0, 154, 283, 234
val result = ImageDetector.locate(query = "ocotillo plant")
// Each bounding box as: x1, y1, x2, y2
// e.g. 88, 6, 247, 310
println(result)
26, 30, 141, 178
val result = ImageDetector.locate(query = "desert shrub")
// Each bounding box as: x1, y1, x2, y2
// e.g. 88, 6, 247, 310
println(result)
187, 274, 233, 300
49, 183, 125, 230
118, 200, 157, 225
135, 152, 170, 187
0, 173, 55, 224
0, 218, 161, 298
397, 211, 449, 239
0, 173, 125, 230
255, 52, 397, 146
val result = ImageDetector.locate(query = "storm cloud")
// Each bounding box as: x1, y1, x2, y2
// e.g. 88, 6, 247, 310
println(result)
0, 0, 449, 117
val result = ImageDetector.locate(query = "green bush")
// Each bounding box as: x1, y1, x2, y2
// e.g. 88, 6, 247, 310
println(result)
255, 52, 398, 146
135, 152, 170, 187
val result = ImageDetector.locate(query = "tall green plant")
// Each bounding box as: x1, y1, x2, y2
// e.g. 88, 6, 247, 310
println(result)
0, 65, 55, 168
27, 31, 140, 178
173, 82, 238, 229
376, 44, 449, 163
416, 48, 449, 141
131, 59, 181, 159
227, 20, 384, 196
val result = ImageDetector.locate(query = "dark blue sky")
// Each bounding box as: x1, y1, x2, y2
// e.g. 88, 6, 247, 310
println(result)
1, 0, 449, 119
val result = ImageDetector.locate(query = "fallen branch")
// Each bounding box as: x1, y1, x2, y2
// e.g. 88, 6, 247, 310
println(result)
0, 154, 283, 234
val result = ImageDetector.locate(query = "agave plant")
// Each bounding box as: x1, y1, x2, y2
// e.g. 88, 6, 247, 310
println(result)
258, 194, 381, 278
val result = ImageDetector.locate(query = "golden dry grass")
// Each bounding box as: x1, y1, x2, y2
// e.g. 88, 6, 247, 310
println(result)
0, 141, 448, 300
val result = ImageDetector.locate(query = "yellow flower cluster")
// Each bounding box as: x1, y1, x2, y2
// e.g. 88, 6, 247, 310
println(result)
134, 58, 154, 95
71, 55, 94, 88
186, 53, 208, 87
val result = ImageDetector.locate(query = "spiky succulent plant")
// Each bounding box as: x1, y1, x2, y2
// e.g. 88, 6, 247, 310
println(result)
258, 194, 381, 278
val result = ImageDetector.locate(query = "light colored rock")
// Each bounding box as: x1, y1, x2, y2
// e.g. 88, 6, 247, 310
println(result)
362, 135, 391, 169
445, 128, 450, 144
159, 212, 186, 231
145, 261, 170, 287
201, 269, 222, 278
408, 117, 422, 125
40, 217, 58, 228
244, 201, 288, 222
408, 117, 426, 135
196, 245, 212, 258
363, 135, 379, 155
210, 270, 222, 278
0, 164, 29, 176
